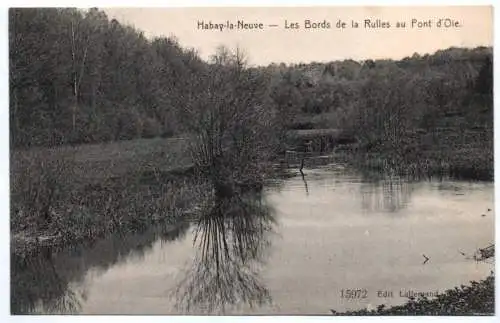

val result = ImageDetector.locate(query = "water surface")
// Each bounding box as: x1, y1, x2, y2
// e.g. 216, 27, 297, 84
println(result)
11, 162, 494, 315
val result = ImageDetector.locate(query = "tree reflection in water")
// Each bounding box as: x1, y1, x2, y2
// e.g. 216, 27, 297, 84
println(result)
11, 220, 191, 315
12, 185, 276, 314
173, 189, 276, 314
10, 247, 87, 314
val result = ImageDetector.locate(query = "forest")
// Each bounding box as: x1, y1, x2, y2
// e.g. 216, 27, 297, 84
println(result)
10, 8, 492, 151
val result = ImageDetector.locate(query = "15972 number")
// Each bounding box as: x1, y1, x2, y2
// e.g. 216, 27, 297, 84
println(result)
340, 289, 368, 298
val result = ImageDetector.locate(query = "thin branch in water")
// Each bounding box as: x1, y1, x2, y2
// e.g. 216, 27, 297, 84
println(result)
301, 172, 309, 196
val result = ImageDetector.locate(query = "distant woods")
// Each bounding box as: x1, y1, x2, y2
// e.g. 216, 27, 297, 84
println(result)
9, 8, 493, 150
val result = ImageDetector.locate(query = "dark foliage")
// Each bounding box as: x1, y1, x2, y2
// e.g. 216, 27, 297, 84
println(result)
10, 8, 204, 147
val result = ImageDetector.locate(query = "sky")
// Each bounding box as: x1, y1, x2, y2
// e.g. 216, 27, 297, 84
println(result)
104, 6, 492, 66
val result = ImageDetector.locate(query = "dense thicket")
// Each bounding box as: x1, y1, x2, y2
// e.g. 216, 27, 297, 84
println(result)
10, 8, 493, 150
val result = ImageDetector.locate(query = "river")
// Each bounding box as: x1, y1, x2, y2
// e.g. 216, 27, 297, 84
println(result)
11, 161, 494, 315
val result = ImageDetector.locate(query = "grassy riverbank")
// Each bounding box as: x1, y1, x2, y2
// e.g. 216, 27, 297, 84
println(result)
10, 137, 205, 257
349, 145, 493, 181
332, 273, 495, 316
324, 127, 493, 181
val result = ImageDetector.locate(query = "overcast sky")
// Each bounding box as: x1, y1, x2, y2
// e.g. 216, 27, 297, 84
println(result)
104, 6, 492, 66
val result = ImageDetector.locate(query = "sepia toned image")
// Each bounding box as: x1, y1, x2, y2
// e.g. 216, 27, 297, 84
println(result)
9, 6, 494, 315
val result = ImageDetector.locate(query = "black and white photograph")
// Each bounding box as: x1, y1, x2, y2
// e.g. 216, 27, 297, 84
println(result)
9, 5, 495, 316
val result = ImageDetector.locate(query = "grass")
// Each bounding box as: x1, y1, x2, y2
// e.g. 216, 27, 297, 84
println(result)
10, 136, 202, 257
300, 127, 494, 181
286, 106, 493, 182
12, 136, 193, 185
346, 147, 493, 181
11, 174, 208, 257
332, 273, 495, 315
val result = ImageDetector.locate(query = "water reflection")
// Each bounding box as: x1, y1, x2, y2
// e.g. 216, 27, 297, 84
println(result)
301, 172, 309, 196
359, 175, 414, 213
173, 189, 276, 314
10, 248, 86, 314
11, 221, 191, 314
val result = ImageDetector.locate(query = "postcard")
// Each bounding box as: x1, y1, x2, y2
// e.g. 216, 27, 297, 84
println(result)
9, 6, 494, 316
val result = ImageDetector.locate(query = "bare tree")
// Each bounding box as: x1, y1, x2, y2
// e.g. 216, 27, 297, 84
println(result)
69, 13, 91, 137
182, 46, 280, 194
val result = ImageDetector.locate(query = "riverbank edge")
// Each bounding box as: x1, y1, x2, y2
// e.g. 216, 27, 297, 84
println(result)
10, 165, 204, 259
287, 127, 493, 182
11, 208, 197, 259
332, 146, 494, 182
11, 205, 201, 259
331, 273, 495, 316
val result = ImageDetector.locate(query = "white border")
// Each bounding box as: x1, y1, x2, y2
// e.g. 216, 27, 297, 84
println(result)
3, 1, 499, 7
1, 2, 497, 323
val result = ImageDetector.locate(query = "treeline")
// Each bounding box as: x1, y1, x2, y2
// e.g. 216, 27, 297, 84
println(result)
10, 8, 205, 147
266, 47, 492, 132
10, 8, 493, 150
